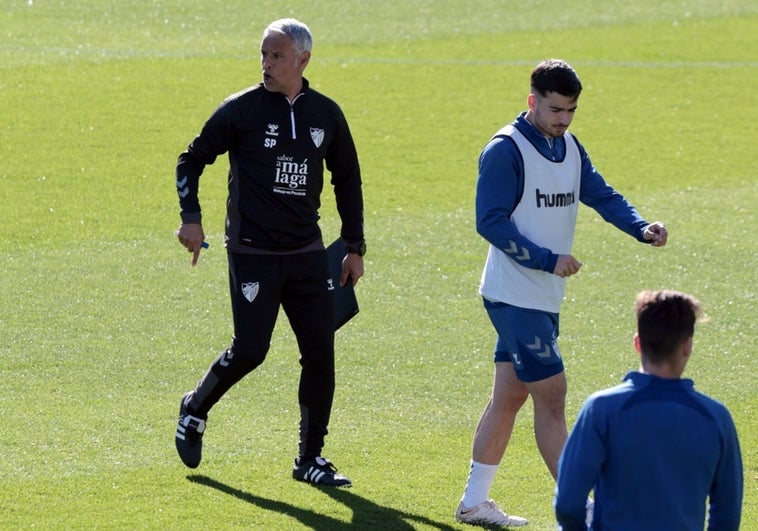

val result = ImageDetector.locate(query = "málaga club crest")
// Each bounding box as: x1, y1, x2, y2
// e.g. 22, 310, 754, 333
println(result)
310, 127, 324, 148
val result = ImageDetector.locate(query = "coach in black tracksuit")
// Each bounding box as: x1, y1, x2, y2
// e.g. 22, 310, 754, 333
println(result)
173, 18, 364, 487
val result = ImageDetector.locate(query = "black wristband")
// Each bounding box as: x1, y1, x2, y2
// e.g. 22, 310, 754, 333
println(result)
346, 240, 366, 256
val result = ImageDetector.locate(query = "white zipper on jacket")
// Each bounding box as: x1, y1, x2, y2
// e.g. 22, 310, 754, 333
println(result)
287, 93, 304, 140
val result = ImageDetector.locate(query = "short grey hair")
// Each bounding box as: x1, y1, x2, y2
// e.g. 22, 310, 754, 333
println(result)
264, 18, 313, 55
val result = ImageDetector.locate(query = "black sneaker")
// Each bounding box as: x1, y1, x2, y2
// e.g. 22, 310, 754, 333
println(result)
292, 456, 352, 487
175, 392, 206, 469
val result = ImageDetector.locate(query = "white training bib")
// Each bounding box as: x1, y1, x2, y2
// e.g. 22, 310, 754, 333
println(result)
480, 125, 581, 313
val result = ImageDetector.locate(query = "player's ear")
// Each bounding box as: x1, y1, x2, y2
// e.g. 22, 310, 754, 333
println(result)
682, 337, 693, 359
633, 333, 642, 354
527, 93, 536, 111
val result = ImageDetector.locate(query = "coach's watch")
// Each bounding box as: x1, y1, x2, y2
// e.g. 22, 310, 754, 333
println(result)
346, 240, 366, 256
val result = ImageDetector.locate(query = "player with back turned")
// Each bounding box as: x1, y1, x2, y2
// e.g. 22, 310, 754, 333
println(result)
555, 290, 743, 530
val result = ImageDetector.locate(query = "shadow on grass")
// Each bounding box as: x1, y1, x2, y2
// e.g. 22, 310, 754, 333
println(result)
187, 474, 458, 530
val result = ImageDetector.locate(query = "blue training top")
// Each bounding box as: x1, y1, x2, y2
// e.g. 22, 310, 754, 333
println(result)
476, 112, 650, 274
554, 371, 743, 530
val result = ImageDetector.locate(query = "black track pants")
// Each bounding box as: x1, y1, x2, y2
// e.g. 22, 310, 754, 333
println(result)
188, 250, 336, 458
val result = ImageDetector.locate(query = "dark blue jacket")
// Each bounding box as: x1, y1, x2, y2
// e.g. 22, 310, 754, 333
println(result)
555, 372, 743, 530
476, 112, 649, 273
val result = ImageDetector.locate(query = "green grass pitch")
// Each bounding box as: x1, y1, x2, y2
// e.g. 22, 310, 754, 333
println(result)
1, 1, 756, 528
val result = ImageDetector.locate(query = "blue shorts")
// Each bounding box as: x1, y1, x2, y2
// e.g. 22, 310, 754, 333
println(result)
483, 299, 564, 382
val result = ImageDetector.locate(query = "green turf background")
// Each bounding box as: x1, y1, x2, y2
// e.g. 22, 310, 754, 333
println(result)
1, 1, 756, 528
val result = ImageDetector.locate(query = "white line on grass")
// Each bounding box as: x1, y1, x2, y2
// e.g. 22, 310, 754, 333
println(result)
2, 46, 757, 70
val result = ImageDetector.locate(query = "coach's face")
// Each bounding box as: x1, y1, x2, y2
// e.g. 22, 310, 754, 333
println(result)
526, 91, 578, 138
260, 31, 310, 101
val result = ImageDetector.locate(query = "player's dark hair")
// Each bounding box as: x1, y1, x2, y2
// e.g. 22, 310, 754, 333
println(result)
530, 59, 582, 100
635, 290, 702, 364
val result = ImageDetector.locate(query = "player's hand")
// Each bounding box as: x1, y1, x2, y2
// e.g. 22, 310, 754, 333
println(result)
175, 223, 206, 267
643, 222, 668, 247
553, 254, 582, 278
341, 253, 364, 287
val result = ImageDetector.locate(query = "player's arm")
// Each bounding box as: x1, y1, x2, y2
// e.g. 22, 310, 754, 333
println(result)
476, 137, 558, 273
575, 139, 656, 242
554, 401, 605, 531
706, 412, 744, 531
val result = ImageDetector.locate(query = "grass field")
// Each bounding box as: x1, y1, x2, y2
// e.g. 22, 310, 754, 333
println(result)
1, 1, 756, 529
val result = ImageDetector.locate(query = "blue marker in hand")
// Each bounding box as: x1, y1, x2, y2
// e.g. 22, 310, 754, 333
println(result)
174, 230, 209, 248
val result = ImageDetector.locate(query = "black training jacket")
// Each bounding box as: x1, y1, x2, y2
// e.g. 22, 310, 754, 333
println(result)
176, 78, 364, 252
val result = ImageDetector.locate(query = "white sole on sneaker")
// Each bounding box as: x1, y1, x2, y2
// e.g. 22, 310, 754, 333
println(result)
455, 500, 528, 527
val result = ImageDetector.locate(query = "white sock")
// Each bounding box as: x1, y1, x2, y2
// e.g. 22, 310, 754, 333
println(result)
461, 460, 499, 508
